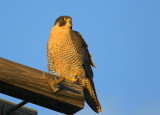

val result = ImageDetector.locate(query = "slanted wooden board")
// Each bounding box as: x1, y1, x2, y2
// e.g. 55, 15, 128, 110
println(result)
0, 57, 84, 114
0, 98, 37, 115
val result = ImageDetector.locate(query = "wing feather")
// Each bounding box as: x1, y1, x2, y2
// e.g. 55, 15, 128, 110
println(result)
74, 31, 96, 68
73, 31, 101, 112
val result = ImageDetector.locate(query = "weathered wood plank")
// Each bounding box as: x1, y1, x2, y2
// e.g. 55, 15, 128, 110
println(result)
0, 98, 37, 115
0, 57, 84, 114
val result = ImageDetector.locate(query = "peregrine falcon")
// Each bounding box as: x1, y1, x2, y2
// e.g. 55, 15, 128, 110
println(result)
47, 16, 101, 113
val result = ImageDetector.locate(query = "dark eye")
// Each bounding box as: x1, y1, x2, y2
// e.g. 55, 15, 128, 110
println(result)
61, 18, 64, 20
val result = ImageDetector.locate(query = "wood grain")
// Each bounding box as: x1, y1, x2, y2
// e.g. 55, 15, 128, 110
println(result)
0, 57, 84, 114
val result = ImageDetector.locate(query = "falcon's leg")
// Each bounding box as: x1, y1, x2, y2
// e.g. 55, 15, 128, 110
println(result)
47, 76, 65, 93
72, 73, 79, 82
63, 73, 79, 87
66, 73, 79, 82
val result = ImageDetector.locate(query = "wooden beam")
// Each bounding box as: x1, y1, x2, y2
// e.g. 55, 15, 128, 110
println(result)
0, 57, 84, 114
0, 98, 37, 115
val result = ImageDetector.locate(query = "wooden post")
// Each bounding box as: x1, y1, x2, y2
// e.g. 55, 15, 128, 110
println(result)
0, 98, 37, 115
0, 57, 84, 114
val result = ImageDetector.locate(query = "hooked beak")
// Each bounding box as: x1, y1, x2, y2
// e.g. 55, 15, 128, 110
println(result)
67, 18, 72, 24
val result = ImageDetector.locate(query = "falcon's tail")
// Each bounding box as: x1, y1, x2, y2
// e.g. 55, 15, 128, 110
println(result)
82, 78, 102, 113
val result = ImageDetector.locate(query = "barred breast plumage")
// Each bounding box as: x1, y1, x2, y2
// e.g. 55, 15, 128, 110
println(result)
47, 25, 85, 79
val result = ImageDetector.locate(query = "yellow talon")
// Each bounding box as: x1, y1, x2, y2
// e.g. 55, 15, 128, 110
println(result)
71, 78, 78, 82
72, 74, 79, 82
65, 74, 79, 82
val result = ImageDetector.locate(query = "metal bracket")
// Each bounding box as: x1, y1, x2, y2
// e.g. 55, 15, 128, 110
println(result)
2, 100, 28, 115
47, 76, 64, 93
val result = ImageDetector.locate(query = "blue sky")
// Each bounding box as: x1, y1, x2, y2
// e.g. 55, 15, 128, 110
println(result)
0, 0, 160, 115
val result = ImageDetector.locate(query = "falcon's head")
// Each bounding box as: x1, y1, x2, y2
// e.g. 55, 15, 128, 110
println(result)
54, 16, 72, 29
